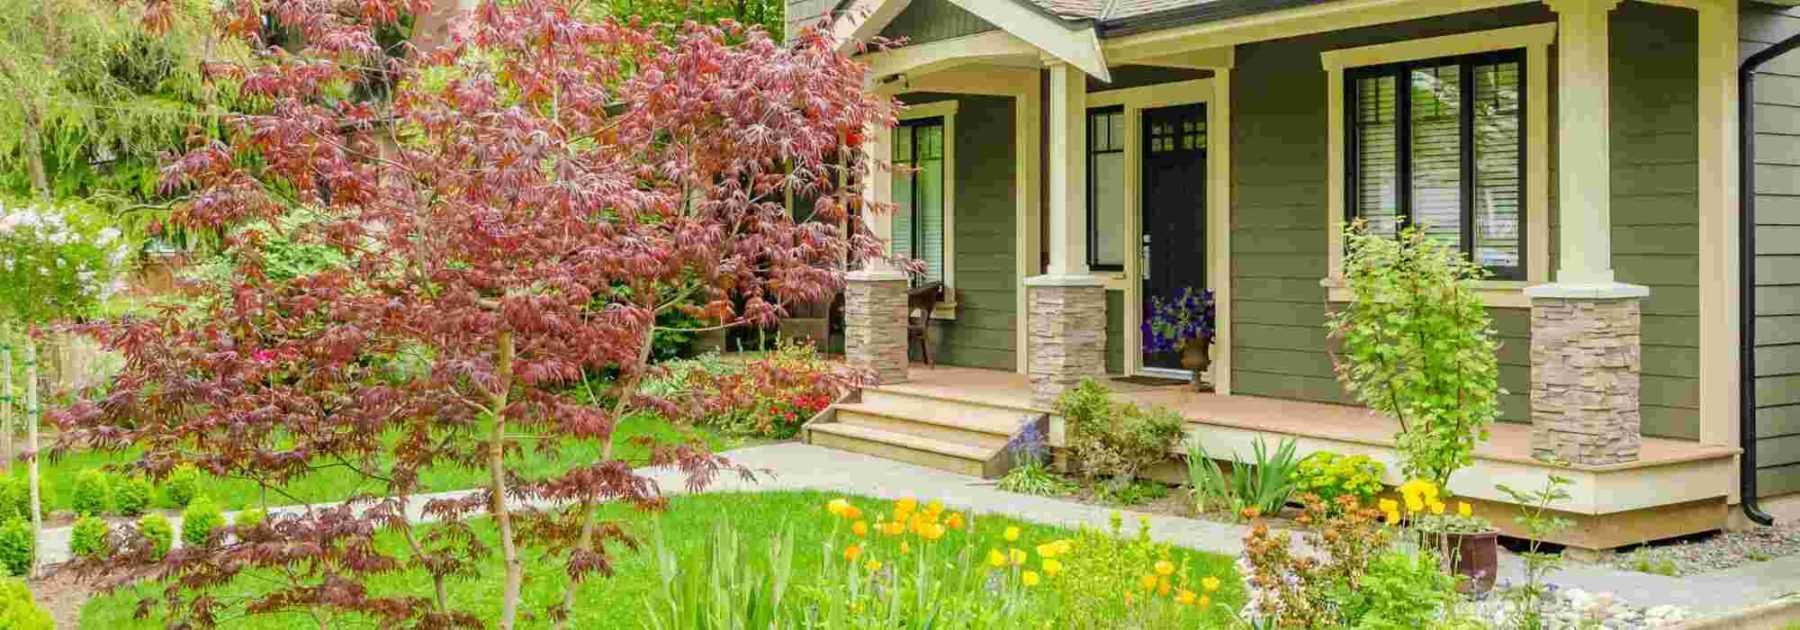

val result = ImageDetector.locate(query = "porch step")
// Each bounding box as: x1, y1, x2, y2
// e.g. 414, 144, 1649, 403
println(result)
803, 387, 1047, 479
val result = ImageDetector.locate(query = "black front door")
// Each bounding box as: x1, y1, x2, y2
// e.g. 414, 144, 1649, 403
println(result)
1140, 104, 1208, 371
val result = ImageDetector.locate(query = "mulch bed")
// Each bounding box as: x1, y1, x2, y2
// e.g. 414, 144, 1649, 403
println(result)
29, 566, 95, 628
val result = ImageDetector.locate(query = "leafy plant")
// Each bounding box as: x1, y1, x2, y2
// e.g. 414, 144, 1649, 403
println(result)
70, 514, 110, 559
71, 468, 111, 516
1340, 549, 1460, 629
645, 521, 795, 629
680, 341, 866, 438
1328, 223, 1501, 488
1295, 451, 1387, 507
1238, 495, 1393, 628
135, 512, 171, 562
111, 474, 151, 516
0, 577, 52, 630
1186, 437, 1301, 519
997, 424, 1074, 497
232, 506, 267, 532
0, 518, 31, 576
161, 463, 199, 508
179, 495, 223, 547
0, 477, 29, 521
1141, 287, 1215, 354
1058, 379, 1186, 486
1496, 475, 1574, 630
0, 202, 129, 324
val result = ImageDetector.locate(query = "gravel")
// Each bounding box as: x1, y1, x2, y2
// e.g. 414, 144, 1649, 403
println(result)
1604, 522, 1800, 576
1472, 585, 1694, 629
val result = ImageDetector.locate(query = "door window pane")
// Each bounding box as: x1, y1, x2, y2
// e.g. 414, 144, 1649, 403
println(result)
1089, 108, 1127, 270
892, 119, 946, 283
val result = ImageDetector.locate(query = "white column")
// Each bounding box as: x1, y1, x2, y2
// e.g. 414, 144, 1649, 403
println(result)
1045, 62, 1089, 277
1544, 0, 1627, 289
1693, 1, 1741, 455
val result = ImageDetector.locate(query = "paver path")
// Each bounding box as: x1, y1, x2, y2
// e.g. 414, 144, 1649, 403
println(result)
34, 442, 1800, 617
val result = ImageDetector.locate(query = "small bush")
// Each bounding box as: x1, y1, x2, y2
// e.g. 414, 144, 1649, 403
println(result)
1188, 437, 1302, 519
138, 513, 173, 561
71, 469, 111, 516
1338, 550, 1458, 629
163, 463, 201, 507
0, 477, 40, 521
70, 515, 110, 560
112, 475, 153, 516
0, 518, 32, 576
233, 506, 268, 531
1058, 379, 1185, 485
181, 496, 224, 546
1295, 452, 1387, 507
0, 577, 52, 630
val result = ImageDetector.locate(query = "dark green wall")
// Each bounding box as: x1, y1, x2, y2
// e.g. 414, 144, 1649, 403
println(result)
880, 0, 994, 45
1743, 3, 1800, 496
1107, 290, 1126, 374
901, 93, 1018, 370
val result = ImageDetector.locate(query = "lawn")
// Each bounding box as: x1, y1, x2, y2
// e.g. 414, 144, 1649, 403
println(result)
78, 490, 1244, 628
17, 413, 737, 514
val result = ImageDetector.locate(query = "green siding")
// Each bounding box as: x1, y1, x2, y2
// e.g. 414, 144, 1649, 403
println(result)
1743, 3, 1800, 496
879, 0, 994, 45
901, 93, 1018, 370
1228, 6, 1553, 420
1107, 290, 1126, 374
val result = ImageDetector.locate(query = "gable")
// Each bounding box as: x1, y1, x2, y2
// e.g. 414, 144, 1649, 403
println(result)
880, 0, 998, 45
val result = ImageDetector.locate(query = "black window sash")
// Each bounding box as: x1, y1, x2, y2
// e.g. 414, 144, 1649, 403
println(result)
895, 117, 943, 271
1087, 106, 1125, 272
1344, 49, 1526, 280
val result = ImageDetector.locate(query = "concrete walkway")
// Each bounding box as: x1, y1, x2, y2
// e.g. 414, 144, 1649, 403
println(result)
34, 442, 1800, 617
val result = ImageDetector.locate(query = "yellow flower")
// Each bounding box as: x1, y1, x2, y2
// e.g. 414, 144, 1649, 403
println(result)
1042, 558, 1063, 577
1458, 502, 1473, 518
1201, 576, 1221, 592
1199, 595, 1212, 608
852, 520, 868, 537
945, 512, 965, 530
882, 521, 906, 536
1378, 498, 1399, 513
1138, 574, 1158, 591
1022, 570, 1041, 587
844, 544, 863, 561
900, 541, 911, 555
1124, 591, 1136, 605
1176, 589, 1196, 605
920, 523, 946, 541
864, 559, 882, 572
1384, 509, 1402, 525
1154, 560, 1175, 576
844, 505, 863, 520
895, 497, 918, 517
1008, 548, 1027, 566
1429, 500, 1446, 515
987, 549, 1007, 568
827, 498, 851, 517
925, 499, 945, 516
1404, 495, 1425, 513
1052, 539, 1073, 555
1036, 542, 1059, 558
1004, 526, 1021, 542
1157, 578, 1171, 597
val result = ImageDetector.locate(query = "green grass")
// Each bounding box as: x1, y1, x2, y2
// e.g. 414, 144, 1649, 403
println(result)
79, 491, 1243, 628
18, 414, 736, 514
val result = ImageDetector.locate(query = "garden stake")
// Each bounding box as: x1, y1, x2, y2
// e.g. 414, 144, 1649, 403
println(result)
24, 341, 39, 578
1, 344, 11, 472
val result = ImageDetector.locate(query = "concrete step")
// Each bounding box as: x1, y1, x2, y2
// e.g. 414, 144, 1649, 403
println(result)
834, 405, 1013, 451
805, 422, 997, 478
858, 388, 1042, 436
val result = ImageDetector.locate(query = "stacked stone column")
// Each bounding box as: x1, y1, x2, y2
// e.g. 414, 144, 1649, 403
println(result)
844, 269, 910, 385
1025, 276, 1106, 409
1527, 290, 1647, 465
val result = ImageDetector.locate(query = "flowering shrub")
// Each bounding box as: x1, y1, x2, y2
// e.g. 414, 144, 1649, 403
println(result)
1295, 451, 1387, 507
0, 201, 129, 324
674, 343, 869, 438
1057, 379, 1186, 485
1141, 287, 1215, 354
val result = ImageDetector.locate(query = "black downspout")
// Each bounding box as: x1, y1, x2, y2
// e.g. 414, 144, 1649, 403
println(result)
1738, 31, 1800, 526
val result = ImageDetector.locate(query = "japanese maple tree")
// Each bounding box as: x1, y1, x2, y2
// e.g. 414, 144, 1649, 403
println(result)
54, 0, 892, 627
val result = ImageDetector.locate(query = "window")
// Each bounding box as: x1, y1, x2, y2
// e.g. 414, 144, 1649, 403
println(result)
893, 117, 947, 284
1346, 50, 1524, 279
1088, 107, 1127, 271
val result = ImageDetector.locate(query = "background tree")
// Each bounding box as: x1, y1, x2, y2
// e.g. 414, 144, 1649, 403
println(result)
54, 0, 890, 628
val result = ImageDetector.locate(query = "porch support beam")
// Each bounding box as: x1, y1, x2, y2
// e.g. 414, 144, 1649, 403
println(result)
1046, 62, 1089, 277
1027, 62, 1106, 407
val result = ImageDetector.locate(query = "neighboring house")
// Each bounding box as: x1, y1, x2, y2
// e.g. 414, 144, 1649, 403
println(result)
793, 0, 1800, 550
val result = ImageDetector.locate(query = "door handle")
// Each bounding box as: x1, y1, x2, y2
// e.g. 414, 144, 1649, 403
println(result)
1141, 240, 1151, 281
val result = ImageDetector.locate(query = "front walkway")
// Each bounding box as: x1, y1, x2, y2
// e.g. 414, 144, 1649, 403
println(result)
32, 442, 1800, 618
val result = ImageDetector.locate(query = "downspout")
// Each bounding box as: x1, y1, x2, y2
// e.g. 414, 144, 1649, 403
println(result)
1737, 30, 1800, 526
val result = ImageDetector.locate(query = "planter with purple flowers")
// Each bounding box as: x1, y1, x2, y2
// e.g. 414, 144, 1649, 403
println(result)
1142, 287, 1216, 391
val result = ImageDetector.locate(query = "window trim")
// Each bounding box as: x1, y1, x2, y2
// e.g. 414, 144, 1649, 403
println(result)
1322, 24, 1554, 306
1086, 105, 1127, 272
1343, 48, 1528, 281
895, 100, 958, 318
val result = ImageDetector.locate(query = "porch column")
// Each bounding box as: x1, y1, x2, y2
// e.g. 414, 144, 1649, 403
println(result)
1527, 0, 1647, 465
1027, 62, 1106, 408
844, 113, 908, 385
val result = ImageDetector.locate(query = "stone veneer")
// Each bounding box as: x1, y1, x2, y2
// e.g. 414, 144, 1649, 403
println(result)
1529, 296, 1644, 465
1026, 276, 1107, 408
844, 269, 910, 385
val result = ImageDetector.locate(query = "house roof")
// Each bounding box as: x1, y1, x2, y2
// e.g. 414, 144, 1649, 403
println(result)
1020, 0, 1330, 37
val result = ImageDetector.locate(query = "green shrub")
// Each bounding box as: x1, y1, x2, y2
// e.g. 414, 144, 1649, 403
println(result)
995, 459, 1076, 497
1188, 437, 1301, 519
112, 475, 153, 516
0, 518, 32, 576
0, 478, 24, 521
138, 513, 173, 561
163, 463, 201, 507
1295, 452, 1387, 507
181, 495, 224, 546
0, 577, 52, 630
70, 514, 110, 560
1338, 550, 1458, 629
71, 469, 111, 516
233, 506, 268, 531
1057, 379, 1185, 485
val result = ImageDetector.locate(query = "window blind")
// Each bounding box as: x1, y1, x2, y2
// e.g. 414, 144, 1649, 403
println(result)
892, 120, 945, 284
1354, 74, 1400, 237
1473, 60, 1522, 270
1410, 64, 1463, 248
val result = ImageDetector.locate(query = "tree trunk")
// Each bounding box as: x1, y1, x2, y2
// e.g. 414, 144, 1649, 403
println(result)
25, 342, 41, 578
2, 345, 13, 472
21, 106, 49, 201
486, 331, 522, 630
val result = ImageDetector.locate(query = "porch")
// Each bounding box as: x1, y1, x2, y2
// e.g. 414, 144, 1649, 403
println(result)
870, 365, 1739, 551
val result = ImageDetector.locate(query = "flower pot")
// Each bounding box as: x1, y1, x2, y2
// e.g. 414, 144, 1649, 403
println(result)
1179, 338, 1211, 391
1439, 530, 1499, 594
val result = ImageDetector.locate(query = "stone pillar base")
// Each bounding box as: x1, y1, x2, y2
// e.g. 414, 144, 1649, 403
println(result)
1526, 283, 1649, 466
1026, 275, 1107, 409
845, 269, 910, 385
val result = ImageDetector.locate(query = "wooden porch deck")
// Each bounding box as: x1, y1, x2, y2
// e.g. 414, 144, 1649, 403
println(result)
883, 365, 1740, 549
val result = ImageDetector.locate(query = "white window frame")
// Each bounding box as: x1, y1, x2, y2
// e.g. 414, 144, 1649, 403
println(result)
897, 100, 958, 319
1321, 23, 1555, 308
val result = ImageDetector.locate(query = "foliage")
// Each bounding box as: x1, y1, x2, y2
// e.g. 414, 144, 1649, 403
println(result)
0, 201, 130, 325
161, 463, 199, 508
232, 506, 267, 532
0, 476, 35, 521
179, 495, 222, 547
0, 577, 52, 630
52, 3, 892, 627
1340, 549, 1460, 630
1091, 479, 1169, 507
1238, 495, 1395, 627
1496, 475, 1574, 630
1626, 548, 1679, 577
645, 521, 794, 629
71, 468, 111, 516
135, 512, 172, 562
1057, 379, 1185, 486
71, 513, 111, 559
1328, 222, 1502, 488
1295, 451, 1387, 507
1051, 511, 1227, 629
0, 518, 31, 576
1186, 437, 1301, 519
1141, 287, 1216, 354
589, 0, 786, 41
677, 342, 869, 438
112, 474, 152, 516
996, 423, 1074, 497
